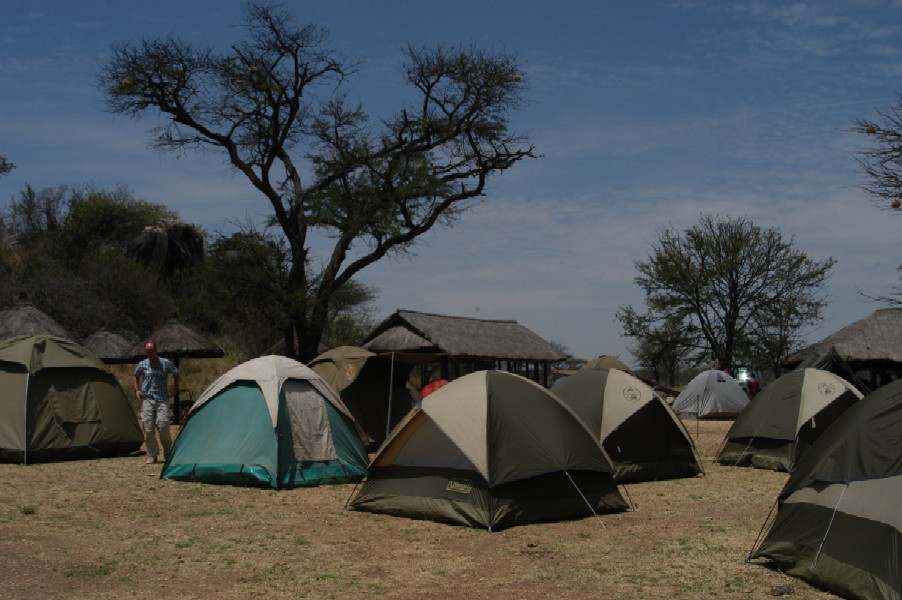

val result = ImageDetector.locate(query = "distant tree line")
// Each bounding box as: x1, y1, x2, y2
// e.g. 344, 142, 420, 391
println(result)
0, 183, 377, 359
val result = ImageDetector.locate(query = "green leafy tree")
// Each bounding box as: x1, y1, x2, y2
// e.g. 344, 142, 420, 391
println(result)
174, 227, 290, 355
64, 185, 175, 251
2, 184, 176, 338
615, 306, 699, 385
320, 278, 378, 348
174, 225, 378, 357
7, 184, 67, 241
98, 2, 535, 361
620, 214, 835, 373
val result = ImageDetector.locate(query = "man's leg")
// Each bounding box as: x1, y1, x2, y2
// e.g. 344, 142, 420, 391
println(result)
141, 400, 159, 462
156, 402, 173, 461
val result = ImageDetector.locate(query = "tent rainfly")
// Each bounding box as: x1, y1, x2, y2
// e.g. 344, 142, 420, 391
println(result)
348, 370, 629, 531
0, 335, 143, 463
751, 379, 902, 600
714, 368, 863, 472
162, 355, 368, 488
552, 367, 703, 483
671, 370, 749, 420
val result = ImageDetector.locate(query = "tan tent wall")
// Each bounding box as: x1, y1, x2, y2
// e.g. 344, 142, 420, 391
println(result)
552, 368, 702, 483
0, 366, 27, 452
754, 478, 902, 600
0, 336, 143, 463
350, 371, 628, 530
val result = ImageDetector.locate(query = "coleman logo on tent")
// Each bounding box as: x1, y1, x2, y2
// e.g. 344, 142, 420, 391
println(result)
622, 387, 642, 402
818, 382, 836, 396
446, 479, 474, 494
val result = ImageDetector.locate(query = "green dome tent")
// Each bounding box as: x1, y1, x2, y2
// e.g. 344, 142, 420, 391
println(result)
552, 367, 703, 483
751, 379, 902, 600
715, 368, 863, 472
0, 335, 142, 463
162, 355, 367, 488
348, 370, 628, 531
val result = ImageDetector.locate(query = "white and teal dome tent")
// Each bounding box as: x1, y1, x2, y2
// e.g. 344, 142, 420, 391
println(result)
162, 355, 367, 488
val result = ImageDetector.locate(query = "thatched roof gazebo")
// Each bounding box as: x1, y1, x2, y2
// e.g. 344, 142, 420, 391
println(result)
82, 329, 138, 364
362, 309, 565, 386
129, 313, 224, 423
0, 292, 73, 341
784, 307, 902, 390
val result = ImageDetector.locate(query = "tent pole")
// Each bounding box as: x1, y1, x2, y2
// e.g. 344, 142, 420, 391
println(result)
619, 483, 637, 511
344, 478, 364, 510
696, 394, 700, 439
746, 496, 779, 562
564, 470, 606, 528
732, 437, 757, 467
23, 374, 30, 466
810, 484, 848, 569
385, 352, 395, 441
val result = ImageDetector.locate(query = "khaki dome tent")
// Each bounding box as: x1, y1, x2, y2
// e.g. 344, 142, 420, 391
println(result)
751, 379, 902, 600
162, 355, 368, 488
308, 346, 420, 451
672, 369, 749, 419
0, 335, 143, 463
715, 368, 863, 472
579, 355, 634, 374
348, 370, 628, 531
552, 367, 703, 483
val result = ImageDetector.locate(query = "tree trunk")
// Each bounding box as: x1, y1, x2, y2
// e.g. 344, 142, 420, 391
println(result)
295, 321, 323, 363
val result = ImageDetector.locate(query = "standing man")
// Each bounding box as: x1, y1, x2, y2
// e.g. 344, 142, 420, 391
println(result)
134, 340, 179, 464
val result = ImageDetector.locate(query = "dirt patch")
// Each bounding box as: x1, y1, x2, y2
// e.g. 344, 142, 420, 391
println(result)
0, 420, 838, 599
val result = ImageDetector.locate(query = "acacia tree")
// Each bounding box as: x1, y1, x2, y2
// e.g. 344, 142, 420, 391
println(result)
98, 3, 534, 361
854, 96, 902, 305
854, 93, 902, 211
172, 225, 378, 357
619, 214, 835, 372
0, 155, 13, 177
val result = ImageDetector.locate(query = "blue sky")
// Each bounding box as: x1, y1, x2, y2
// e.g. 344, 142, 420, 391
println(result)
2, 1, 901, 364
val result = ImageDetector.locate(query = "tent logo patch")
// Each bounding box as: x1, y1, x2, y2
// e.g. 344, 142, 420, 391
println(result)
446, 479, 474, 494
817, 382, 836, 396
622, 386, 642, 403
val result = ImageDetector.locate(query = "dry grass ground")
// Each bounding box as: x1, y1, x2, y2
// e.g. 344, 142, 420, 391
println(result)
0, 420, 840, 600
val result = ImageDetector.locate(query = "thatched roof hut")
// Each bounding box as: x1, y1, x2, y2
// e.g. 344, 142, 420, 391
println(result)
128, 313, 224, 361
0, 293, 73, 341
128, 313, 224, 423
785, 307, 902, 390
82, 329, 138, 364
363, 309, 565, 386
